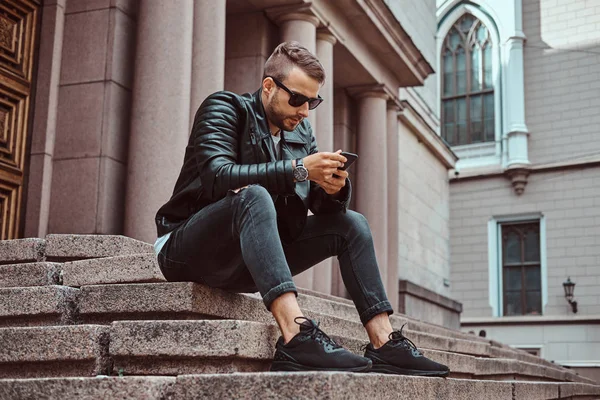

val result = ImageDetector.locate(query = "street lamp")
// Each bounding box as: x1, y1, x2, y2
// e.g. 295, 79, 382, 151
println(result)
562, 277, 578, 314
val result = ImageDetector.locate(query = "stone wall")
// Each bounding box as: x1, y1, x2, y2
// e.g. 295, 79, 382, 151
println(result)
395, 122, 452, 298
523, 0, 600, 165
450, 167, 600, 318
385, 0, 438, 115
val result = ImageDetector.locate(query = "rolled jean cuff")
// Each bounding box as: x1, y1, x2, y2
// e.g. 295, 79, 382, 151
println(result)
359, 300, 394, 326
262, 281, 298, 311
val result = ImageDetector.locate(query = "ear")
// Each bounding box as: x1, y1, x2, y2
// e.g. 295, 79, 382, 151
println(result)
262, 77, 275, 96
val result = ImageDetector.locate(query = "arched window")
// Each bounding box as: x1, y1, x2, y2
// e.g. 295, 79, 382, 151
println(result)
441, 15, 494, 146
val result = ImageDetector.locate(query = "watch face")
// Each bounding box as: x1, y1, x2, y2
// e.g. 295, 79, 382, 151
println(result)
294, 166, 309, 181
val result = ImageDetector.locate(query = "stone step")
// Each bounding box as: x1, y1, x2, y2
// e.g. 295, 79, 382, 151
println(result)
1, 374, 599, 400
296, 287, 490, 346
489, 344, 559, 371
107, 319, 583, 383
0, 325, 110, 378
107, 320, 480, 378
0, 244, 498, 351
172, 373, 600, 400
0, 262, 61, 287
75, 282, 490, 357
44, 234, 153, 262
0, 286, 78, 327
0, 238, 45, 265
75, 283, 595, 384
1, 282, 590, 384
0, 376, 175, 399
0, 319, 566, 383
49, 250, 487, 345
0, 235, 153, 266
61, 253, 165, 287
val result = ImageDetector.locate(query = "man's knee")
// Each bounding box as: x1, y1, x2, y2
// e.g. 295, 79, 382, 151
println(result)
342, 210, 373, 241
237, 185, 275, 212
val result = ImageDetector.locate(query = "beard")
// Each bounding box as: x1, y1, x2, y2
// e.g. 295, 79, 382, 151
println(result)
265, 95, 301, 132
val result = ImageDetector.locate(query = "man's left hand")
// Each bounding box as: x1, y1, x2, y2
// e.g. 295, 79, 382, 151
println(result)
318, 169, 348, 195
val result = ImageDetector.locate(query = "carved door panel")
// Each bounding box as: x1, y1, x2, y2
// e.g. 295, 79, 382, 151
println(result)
0, 0, 39, 240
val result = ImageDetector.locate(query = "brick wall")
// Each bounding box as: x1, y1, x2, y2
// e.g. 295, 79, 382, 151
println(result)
395, 122, 451, 297
523, 0, 600, 165
450, 166, 600, 318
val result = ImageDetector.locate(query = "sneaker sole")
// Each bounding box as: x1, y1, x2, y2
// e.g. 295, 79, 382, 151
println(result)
370, 363, 449, 377
270, 360, 372, 373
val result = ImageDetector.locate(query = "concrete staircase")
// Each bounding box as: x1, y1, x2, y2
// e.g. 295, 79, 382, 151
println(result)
0, 234, 598, 399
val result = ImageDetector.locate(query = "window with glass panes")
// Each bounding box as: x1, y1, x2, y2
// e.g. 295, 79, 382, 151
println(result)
501, 222, 542, 316
441, 14, 494, 146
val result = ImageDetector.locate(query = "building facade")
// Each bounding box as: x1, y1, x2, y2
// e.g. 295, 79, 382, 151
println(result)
438, 0, 600, 381
2, 0, 461, 328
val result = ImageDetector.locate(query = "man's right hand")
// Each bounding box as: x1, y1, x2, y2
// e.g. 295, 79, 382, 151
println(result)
303, 150, 347, 183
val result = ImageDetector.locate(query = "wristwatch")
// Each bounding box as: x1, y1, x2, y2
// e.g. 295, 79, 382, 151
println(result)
293, 158, 309, 182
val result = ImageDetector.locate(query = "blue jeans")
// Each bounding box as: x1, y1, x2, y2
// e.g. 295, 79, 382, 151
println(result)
157, 185, 393, 325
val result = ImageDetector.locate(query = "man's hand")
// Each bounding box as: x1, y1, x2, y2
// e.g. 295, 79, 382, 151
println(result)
302, 150, 348, 195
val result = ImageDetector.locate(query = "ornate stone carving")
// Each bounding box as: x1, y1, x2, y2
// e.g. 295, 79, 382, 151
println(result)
505, 166, 531, 195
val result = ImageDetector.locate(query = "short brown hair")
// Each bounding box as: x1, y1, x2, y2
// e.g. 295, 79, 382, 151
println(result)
263, 41, 325, 84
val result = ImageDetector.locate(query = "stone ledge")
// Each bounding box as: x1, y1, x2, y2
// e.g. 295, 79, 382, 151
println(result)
45, 234, 153, 261
110, 320, 277, 375
0, 262, 61, 288
0, 376, 174, 399
76, 283, 491, 357
0, 374, 597, 400
398, 280, 463, 314
0, 325, 110, 378
0, 238, 45, 265
61, 253, 165, 287
0, 286, 79, 327
172, 373, 514, 400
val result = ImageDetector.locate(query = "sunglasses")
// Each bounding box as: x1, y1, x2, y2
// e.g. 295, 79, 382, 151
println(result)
267, 76, 324, 110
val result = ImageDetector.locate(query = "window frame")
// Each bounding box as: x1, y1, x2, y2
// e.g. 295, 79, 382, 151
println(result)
501, 221, 542, 316
441, 15, 495, 146
487, 214, 548, 317
437, 3, 503, 169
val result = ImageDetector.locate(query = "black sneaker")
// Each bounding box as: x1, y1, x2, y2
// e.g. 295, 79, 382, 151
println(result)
270, 317, 372, 372
364, 325, 450, 377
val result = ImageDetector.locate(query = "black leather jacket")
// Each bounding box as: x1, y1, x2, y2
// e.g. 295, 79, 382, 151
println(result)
155, 89, 351, 242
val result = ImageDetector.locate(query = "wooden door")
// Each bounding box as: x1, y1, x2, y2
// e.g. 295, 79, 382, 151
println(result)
0, 0, 39, 240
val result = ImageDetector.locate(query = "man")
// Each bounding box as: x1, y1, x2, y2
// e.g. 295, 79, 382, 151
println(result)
154, 41, 449, 376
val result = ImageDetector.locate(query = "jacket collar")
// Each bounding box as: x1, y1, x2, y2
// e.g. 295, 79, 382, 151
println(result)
250, 89, 306, 144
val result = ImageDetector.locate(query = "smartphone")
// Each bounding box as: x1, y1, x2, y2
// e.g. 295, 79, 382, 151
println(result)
338, 152, 358, 171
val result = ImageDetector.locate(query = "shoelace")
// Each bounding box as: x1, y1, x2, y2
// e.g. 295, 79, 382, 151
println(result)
294, 317, 341, 349
388, 324, 422, 355
362, 323, 423, 356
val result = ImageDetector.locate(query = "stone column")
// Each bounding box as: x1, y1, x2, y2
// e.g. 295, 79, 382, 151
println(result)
190, 0, 226, 129
350, 85, 389, 292
25, 0, 65, 238
276, 12, 320, 130
386, 101, 401, 310
504, 21, 530, 194
273, 11, 319, 289
278, 13, 319, 53
311, 30, 337, 293
124, 0, 194, 243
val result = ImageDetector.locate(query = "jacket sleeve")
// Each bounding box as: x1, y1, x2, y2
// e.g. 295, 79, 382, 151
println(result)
193, 92, 296, 202
307, 128, 352, 214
